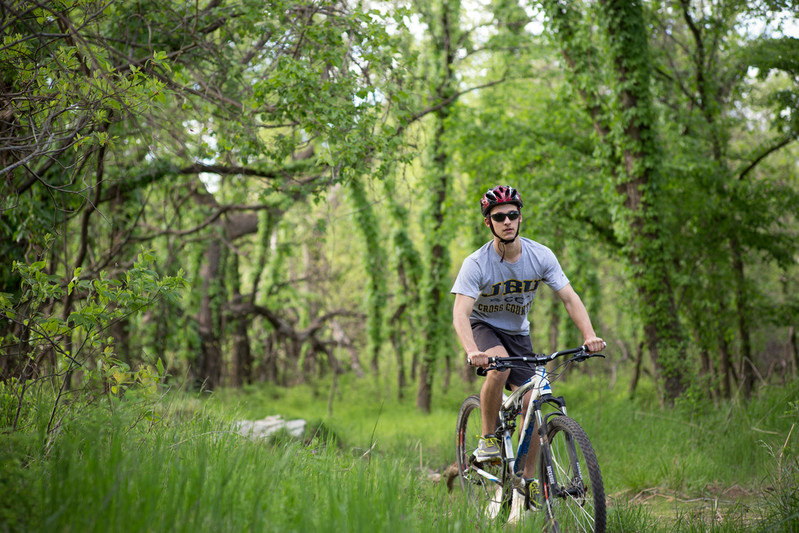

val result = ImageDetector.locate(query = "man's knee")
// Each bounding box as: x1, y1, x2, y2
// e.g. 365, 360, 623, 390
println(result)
484, 369, 509, 388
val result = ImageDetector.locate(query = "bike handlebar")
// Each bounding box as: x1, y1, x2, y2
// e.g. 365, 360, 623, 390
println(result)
472, 343, 607, 376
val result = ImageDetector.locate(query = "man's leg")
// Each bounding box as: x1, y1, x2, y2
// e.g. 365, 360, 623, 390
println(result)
479, 344, 511, 436
520, 389, 539, 479
506, 388, 541, 525
502, 384, 540, 478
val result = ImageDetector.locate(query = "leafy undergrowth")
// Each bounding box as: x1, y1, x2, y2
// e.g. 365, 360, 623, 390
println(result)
0, 401, 479, 533
210, 372, 799, 532
1, 374, 797, 532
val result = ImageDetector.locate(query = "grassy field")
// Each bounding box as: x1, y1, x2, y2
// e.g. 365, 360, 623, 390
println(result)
210, 371, 799, 490
1, 370, 797, 532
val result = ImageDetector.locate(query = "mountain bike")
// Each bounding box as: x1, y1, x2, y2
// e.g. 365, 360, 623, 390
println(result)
455, 345, 606, 532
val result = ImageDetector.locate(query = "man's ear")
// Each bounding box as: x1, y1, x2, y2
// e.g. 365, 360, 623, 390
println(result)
484, 217, 490, 228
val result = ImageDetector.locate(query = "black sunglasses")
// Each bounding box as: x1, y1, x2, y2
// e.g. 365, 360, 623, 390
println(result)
489, 211, 520, 222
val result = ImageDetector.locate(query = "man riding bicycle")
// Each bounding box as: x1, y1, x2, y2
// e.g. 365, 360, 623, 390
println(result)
451, 185, 604, 523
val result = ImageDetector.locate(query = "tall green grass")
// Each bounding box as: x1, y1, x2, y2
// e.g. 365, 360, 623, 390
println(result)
211, 372, 798, 493
209, 370, 799, 531
207, 372, 472, 467
562, 375, 799, 497
2, 372, 797, 532
2, 405, 482, 532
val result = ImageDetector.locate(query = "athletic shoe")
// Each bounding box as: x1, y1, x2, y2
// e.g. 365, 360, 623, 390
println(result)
507, 479, 541, 526
473, 435, 501, 463
526, 477, 541, 510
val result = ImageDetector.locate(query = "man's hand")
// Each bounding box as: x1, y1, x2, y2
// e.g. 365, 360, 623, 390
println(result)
583, 337, 605, 353
467, 352, 490, 368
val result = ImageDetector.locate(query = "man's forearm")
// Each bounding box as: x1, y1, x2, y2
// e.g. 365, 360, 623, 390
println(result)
569, 305, 597, 341
454, 313, 479, 354
453, 294, 481, 355
558, 286, 598, 341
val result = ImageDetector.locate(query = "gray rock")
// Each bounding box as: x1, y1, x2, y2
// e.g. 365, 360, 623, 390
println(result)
234, 415, 306, 439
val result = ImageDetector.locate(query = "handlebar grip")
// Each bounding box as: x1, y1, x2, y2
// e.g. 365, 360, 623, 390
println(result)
580, 341, 608, 352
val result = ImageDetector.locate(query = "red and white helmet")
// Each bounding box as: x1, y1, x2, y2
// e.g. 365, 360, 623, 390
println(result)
480, 185, 523, 216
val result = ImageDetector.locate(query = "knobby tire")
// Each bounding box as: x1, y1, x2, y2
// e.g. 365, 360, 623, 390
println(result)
455, 394, 513, 524
539, 414, 606, 533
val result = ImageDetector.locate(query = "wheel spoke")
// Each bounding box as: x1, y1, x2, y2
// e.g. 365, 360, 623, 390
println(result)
540, 416, 606, 533
456, 395, 512, 524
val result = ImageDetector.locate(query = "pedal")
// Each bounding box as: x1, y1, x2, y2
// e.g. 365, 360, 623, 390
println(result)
473, 455, 502, 466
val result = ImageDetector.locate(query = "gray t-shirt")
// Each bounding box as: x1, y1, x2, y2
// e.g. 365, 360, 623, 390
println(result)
451, 237, 569, 335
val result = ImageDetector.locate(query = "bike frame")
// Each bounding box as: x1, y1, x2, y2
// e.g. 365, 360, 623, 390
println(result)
469, 366, 565, 492
502, 367, 557, 480
459, 345, 607, 531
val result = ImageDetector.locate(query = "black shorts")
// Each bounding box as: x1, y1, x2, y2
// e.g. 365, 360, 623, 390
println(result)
471, 321, 538, 389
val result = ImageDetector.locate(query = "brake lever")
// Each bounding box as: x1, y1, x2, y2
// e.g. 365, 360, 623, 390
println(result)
572, 352, 607, 363
475, 360, 507, 376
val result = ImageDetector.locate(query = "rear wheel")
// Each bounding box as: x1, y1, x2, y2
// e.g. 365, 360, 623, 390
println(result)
456, 394, 512, 523
538, 415, 605, 533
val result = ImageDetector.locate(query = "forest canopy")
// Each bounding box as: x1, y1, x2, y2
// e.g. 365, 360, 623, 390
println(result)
1, 0, 798, 423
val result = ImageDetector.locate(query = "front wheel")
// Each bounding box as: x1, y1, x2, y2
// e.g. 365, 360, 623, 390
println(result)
538, 415, 605, 533
455, 394, 512, 524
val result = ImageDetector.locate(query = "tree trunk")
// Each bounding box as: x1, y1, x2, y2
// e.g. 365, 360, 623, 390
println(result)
415, 0, 460, 413
789, 326, 798, 378
699, 347, 718, 403
601, 0, 687, 399
442, 354, 451, 393
195, 239, 223, 390
231, 317, 252, 387
389, 304, 407, 400
417, 128, 450, 412
331, 320, 364, 378
543, 0, 689, 402
629, 341, 644, 400
262, 334, 278, 383
347, 176, 386, 376
383, 174, 422, 398
108, 315, 131, 366
731, 238, 755, 397
717, 330, 733, 399
417, 363, 433, 413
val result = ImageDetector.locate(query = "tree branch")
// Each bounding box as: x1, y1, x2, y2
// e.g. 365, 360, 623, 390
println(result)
178, 163, 284, 178
736, 134, 797, 181
228, 300, 362, 344
401, 77, 508, 133
140, 203, 273, 238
